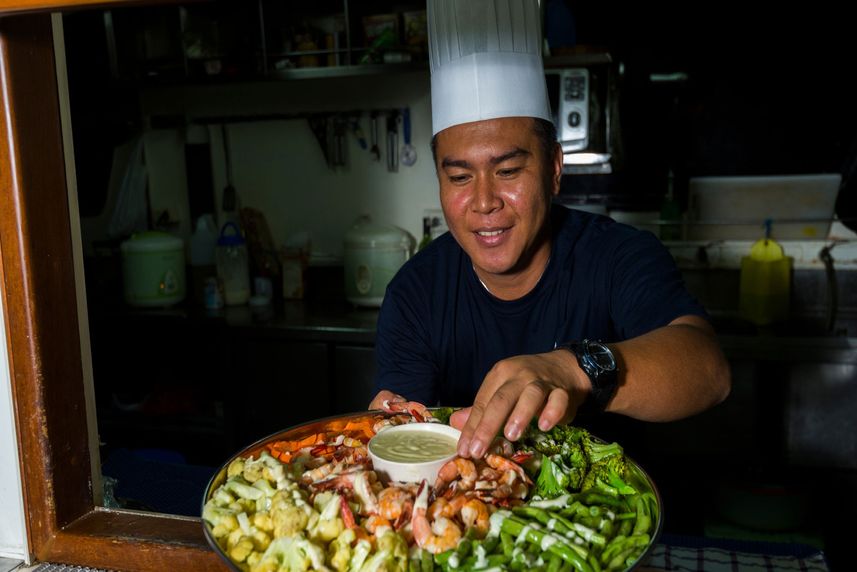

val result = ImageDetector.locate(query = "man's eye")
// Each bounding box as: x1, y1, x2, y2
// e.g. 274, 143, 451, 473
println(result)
449, 174, 471, 184
497, 168, 521, 177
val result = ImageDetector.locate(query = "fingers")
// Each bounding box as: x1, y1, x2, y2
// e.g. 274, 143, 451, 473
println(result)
458, 383, 518, 459
536, 387, 570, 431
449, 407, 471, 430
503, 380, 550, 440
367, 390, 404, 410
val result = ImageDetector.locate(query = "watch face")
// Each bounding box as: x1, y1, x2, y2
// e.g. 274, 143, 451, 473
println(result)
588, 342, 616, 371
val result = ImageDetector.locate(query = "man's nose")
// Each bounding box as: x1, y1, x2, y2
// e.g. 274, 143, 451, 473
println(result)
471, 175, 502, 214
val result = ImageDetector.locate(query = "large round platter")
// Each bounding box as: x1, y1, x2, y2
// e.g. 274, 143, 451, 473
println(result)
203, 411, 663, 571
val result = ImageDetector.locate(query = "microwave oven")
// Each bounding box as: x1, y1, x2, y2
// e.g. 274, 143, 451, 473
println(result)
545, 54, 622, 175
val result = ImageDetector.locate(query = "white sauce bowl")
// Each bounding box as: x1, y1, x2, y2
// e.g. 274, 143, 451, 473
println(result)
368, 422, 461, 484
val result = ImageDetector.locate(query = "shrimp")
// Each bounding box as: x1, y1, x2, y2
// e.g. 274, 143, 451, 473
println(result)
485, 454, 532, 485
428, 494, 467, 520
411, 481, 462, 554
460, 499, 491, 538
302, 460, 342, 484
364, 515, 392, 537
434, 457, 478, 494
381, 399, 433, 422
378, 486, 414, 521
372, 414, 412, 434
312, 469, 379, 515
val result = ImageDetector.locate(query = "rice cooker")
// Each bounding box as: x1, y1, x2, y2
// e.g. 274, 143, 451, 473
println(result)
120, 231, 186, 307
343, 216, 414, 307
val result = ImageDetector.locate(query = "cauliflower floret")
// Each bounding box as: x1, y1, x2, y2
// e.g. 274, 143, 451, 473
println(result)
308, 492, 344, 543
253, 512, 274, 532
203, 501, 240, 538
251, 535, 326, 572
227, 458, 246, 478
272, 503, 311, 538
328, 528, 356, 572
229, 536, 255, 564
376, 531, 408, 572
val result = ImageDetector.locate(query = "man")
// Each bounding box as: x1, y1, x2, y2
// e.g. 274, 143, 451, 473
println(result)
370, 0, 730, 459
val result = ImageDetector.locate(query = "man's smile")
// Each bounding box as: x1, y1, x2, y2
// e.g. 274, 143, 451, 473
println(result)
473, 226, 511, 246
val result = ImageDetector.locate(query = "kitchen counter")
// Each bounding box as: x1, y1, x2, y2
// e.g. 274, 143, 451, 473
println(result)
95, 298, 380, 344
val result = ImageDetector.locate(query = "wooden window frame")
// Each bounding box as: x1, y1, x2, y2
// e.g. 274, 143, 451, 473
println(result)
0, 6, 227, 571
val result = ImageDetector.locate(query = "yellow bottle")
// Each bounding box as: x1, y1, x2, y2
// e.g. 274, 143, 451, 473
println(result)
739, 236, 792, 325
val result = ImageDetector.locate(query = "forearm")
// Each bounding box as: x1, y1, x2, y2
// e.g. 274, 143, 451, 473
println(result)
606, 316, 731, 421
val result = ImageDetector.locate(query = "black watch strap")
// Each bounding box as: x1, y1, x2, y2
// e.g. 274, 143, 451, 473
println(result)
556, 339, 619, 412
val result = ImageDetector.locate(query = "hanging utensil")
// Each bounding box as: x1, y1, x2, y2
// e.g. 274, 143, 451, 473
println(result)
333, 115, 348, 168
308, 115, 332, 168
370, 111, 381, 161
350, 117, 368, 151
386, 112, 399, 173
400, 107, 417, 167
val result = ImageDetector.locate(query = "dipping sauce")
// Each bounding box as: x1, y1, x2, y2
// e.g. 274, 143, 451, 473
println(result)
369, 428, 458, 463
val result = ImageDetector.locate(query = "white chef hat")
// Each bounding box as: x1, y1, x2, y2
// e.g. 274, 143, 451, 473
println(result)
428, 0, 552, 135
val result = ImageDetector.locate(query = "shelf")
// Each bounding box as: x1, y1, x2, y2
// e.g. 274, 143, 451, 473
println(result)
267, 61, 426, 80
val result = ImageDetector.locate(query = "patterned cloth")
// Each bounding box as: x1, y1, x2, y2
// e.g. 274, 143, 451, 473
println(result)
640, 543, 830, 572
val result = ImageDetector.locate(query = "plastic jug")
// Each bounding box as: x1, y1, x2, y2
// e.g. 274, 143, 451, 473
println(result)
216, 222, 250, 306
739, 234, 792, 325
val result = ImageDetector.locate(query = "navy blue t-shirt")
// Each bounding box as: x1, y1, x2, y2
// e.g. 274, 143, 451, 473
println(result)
374, 205, 706, 406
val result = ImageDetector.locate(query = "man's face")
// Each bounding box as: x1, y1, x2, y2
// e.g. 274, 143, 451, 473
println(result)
435, 117, 561, 278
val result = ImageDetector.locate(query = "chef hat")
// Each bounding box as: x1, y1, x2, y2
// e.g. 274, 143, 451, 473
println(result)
428, 0, 552, 135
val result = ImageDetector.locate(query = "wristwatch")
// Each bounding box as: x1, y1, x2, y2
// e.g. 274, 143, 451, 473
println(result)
555, 339, 618, 411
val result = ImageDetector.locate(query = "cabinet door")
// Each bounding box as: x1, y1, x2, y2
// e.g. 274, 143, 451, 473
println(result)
232, 338, 331, 444
332, 345, 377, 415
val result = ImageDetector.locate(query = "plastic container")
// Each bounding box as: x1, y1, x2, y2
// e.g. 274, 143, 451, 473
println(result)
343, 216, 414, 307
120, 231, 186, 307
216, 222, 250, 306
190, 214, 218, 267
739, 237, 792, 325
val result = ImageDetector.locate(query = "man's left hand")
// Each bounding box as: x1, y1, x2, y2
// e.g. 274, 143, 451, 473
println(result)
455, 350, 590, 458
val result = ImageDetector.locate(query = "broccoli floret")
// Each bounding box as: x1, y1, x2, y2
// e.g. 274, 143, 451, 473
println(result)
536, 453, 588, 498
535, 455, 570, 498
581, 455, 636, 496
432, 407, 455, 425
583, 438, 624, 463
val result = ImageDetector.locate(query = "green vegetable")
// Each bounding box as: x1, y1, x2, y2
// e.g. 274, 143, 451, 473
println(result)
500, 515, 593, 572
536, 455, 576, 498
580, 456, 636, 497
432, 407, 456, 425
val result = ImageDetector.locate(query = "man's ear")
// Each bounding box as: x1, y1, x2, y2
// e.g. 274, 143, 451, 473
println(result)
551, 142, 563, 196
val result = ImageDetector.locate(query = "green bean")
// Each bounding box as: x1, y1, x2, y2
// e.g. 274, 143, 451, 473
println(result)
500, 531, 514, 557
435, 549, 454, 567
546, 552, 563, 572
456, 552, 511, 571
420, 548, 434, 572
606, 547, 637, 571
501, 515, 593, 572
408, 557, 420, 572
577, 492, 625, 510
632, 497, 651, 536
587, 554, 602, 572
616, 516, 633, 537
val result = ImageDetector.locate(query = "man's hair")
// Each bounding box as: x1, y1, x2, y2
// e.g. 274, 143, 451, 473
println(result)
430, 118, 558, 173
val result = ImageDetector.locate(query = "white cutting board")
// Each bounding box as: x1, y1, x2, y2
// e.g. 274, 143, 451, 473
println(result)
688, 174, 841, 240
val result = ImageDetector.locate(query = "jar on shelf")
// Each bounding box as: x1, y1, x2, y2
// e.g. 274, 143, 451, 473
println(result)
216, 222, 250, 306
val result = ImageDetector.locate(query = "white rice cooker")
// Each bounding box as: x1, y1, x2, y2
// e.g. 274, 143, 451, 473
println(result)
120, 231, 186, 307
343, 216, 414, 307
